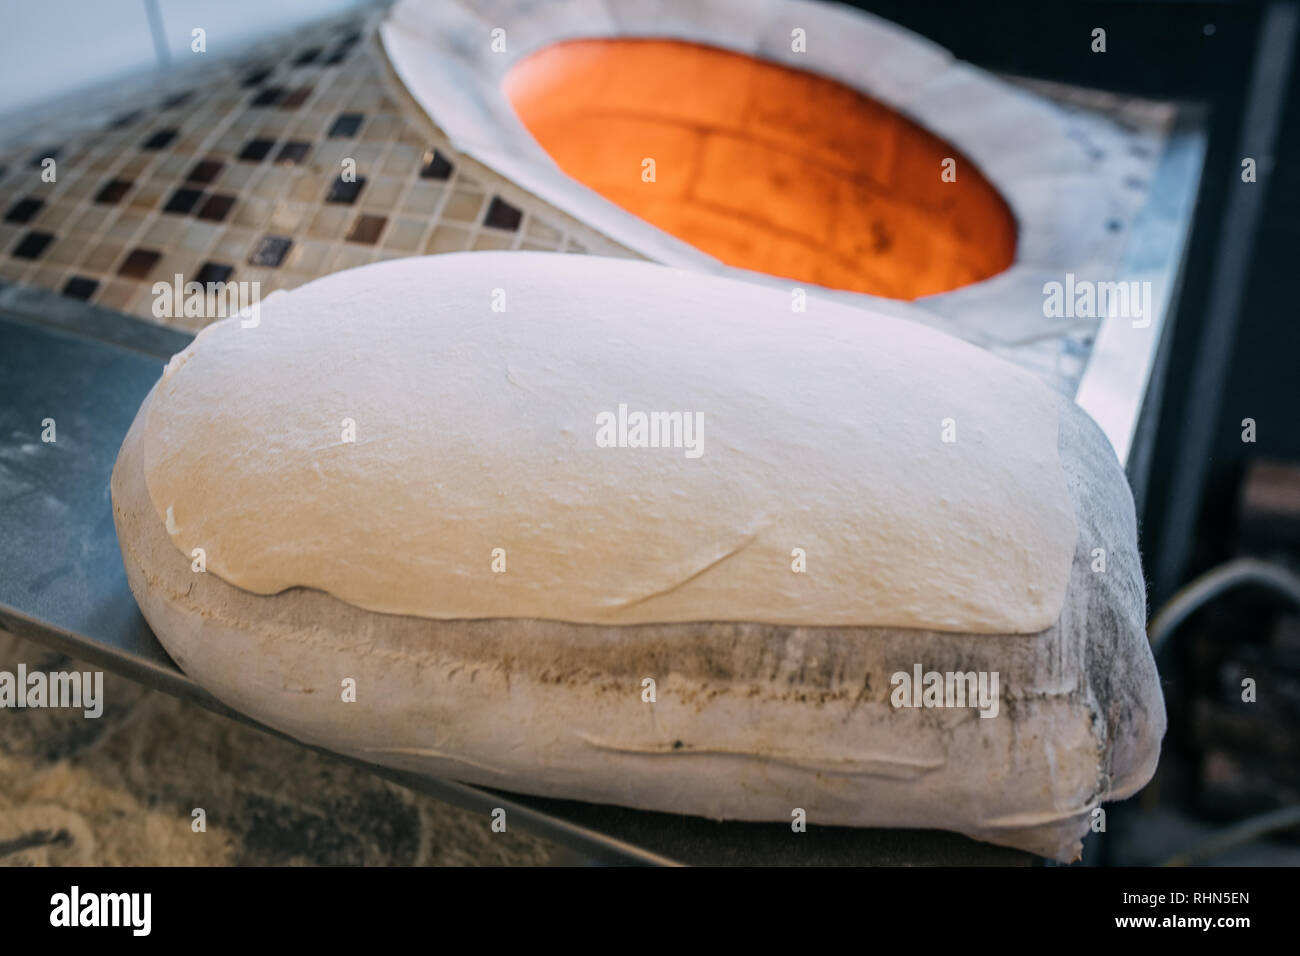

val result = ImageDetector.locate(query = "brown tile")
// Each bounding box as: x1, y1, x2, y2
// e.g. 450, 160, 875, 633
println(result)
186, 159, 225, 184
197, 194, 236, 222
281, 86, 313, 109
118, 247, 162, 278
94, 178, 133, 205
274, 140, 312, 166
345, 213, 386, 245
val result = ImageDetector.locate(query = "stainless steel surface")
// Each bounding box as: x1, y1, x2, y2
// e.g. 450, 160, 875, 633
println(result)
1074, 109, 1208, 470
0, 286, 1032, 865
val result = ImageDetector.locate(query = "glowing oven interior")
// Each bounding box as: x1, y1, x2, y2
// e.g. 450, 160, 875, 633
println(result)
505, 38, 1018, 299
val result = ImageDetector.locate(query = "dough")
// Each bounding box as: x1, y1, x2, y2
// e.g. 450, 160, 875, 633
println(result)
112, 361, 1164, 861
139, 252, 1075, 634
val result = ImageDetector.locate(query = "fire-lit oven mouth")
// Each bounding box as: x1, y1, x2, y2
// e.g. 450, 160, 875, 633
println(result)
503, 38, 1019, 300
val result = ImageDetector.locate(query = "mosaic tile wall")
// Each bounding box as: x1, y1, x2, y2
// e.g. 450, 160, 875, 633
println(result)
0, 4, 633, 331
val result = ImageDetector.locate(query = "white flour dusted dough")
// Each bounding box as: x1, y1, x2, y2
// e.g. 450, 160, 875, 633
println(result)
139, 252, 1075, 634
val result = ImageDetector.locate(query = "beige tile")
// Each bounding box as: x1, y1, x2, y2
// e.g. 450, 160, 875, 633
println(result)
286, 239, 330, 274
83, 241, 125, 273
266, 201, 308, 234
403, 182, 444, 216
328, 244, 376, 271
142, 216, 181, 246
210, 228, 256, 262
441, 189, 485, 223
176, 221, 222, 254
46, 236, 88, 266
525, 217, 562, 243
360, 175, 402, 211
424, 225, 470, 254
307, 205, 349, 239
383, 217, 426, 253
96, 279, 136, 311
233, 197, 272, 230
472, 231, 513, 251
105, 211, 147, 242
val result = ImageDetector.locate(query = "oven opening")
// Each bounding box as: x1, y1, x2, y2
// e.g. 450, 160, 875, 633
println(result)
504, 37, 1018, 299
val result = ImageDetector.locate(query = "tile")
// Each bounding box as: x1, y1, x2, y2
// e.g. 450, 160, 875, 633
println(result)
197, 194, 236, 223
164, 188, 204, 214
94, 178, 133, 204
403, 182, 444, 216
177, 221, 221, 253
250, 87, 286, 107
287, 239, 329, 273
359, 176, 402, 210
186, 159, 225, 184
381, 143, 420, 176
105, 211, 146, 242
483, 197, 523, 231
472, 232, 513, 251
419, 149, 453, 181
210, 228, 257, 261
118, 247, 161, 278
265, 201, 307, 233
110, 110, 143, 129
281, 87, 313, 109
294, 48, 322, 67
275, 141, 312, 166
239, 138, 276, 162
3, 198, 43, 224
383, 217, 425, 252
142, 129, 178, 150
62, 275, 99, 300
327, 113, 363, 138
96, 279, 136, 310
83, 242, 125, 273
346, 213, 387, 245
143, 217, 181, 245
127, 181, 167, 212
424, 225, 470, 254
307, 205, 349, 238
196, 262, 234, 284
442, 189, 485, 223
242, 68, 273, 88
325, 175, 366, 204
525, 217, 562, 242
249, 234, 292, 267
47, 236, 88, 265
11, 231, 55, 260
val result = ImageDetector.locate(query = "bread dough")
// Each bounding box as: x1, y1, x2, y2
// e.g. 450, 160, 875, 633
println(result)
139, 252, 1076, 633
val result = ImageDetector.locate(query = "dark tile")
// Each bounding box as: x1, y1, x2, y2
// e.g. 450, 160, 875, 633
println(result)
327, 113, 363, 138
12, 231, 54, 260
325, 175, 366, 204
4, 198, 44, 224
30, 147, 60, 167
280, 86, 313, 110
62, 276, 99, 300
195, 262, 234, 285
196, 193, 236, 223
249, 235, 292, 268
238, 138, 276, 162
250, 87, 285, 107
118, 247, 161, 279
483, 196, 523, 231
322, 49, 348, 66
94, 178, 133, 205
185, 159, 224, 184
242, 67, 273, 88
419, 149, 453, 181
163, 187, 204, 214
109, 110, 142, 129
142, 129, 178, 150
346, 214, 387, 245
161, 90, 194, 109
294, 48, 322, 66
337, 31, 361, 47
274, 141, 311, 166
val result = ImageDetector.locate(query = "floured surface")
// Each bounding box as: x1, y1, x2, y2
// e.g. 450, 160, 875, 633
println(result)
140, 252, 1075, 633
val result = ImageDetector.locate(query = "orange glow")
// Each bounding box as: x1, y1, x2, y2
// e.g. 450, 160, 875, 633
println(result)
504, 38, 1018, 299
